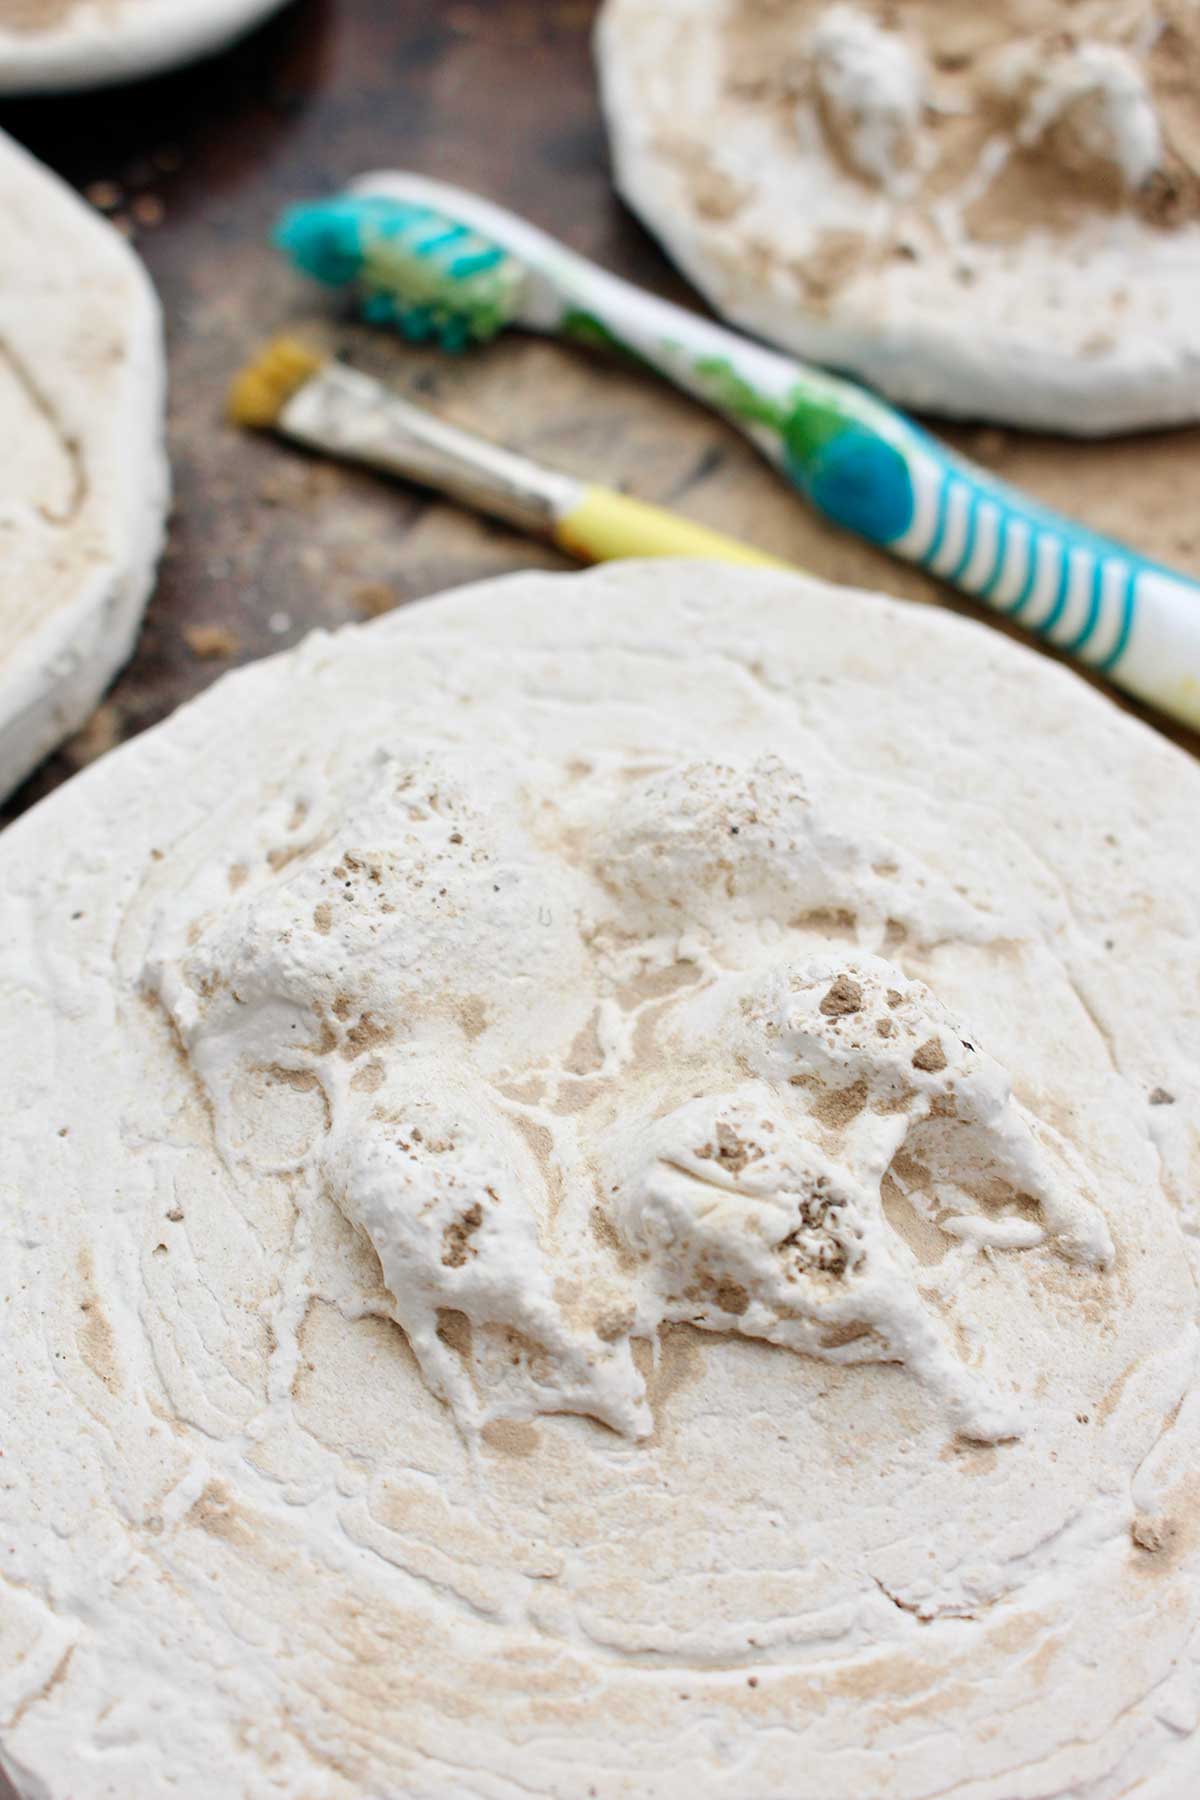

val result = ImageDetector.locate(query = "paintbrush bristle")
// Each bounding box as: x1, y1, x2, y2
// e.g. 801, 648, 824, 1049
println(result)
228, 336, 324, 428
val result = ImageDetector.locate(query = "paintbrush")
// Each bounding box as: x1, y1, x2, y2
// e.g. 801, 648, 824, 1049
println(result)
229, 337, 789, 570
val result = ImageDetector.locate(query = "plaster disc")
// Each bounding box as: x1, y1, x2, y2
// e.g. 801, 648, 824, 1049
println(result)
0, 127, 166, 800
0, 0, 294, 93
1, 562, 1197, 1798
595, 0, 1200, 434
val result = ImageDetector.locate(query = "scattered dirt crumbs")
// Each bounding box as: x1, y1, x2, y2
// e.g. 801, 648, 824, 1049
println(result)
442, 1203, 484, 1268
353, 582, 400, 617
713, 1279, 750, 1315
1132, 1515, 1174, 1554
820, 974, 863, 1017
184, 624, 240, 660
696, 1119, 761, 1176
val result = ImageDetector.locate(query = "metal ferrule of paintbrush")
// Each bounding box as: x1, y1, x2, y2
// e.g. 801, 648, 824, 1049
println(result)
278, 359, 578, 535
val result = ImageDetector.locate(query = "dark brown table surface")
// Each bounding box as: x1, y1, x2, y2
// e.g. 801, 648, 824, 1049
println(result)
1, 0, 1197, 834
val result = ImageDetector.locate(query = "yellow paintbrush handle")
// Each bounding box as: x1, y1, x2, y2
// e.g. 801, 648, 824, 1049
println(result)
555, 484, 792, 569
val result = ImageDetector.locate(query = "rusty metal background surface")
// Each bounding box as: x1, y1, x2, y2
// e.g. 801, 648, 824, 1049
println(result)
1, 0, 1196, 837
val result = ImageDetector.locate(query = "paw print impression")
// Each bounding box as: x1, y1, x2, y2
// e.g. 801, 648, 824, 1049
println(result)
325, 1066, 650, 1439
593, 753, 914, 943
146, 746, 1115, 1447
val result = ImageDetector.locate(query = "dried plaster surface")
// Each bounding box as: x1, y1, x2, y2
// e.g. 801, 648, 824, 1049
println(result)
1, 563, 1198, 1798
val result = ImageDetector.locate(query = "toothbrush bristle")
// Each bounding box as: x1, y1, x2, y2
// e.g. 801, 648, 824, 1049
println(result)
275, 196, 526, 350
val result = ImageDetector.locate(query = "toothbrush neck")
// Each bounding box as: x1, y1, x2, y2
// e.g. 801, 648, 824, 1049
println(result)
551, 252, 823, 407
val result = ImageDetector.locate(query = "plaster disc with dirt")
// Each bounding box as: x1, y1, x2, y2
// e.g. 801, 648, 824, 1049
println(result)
1, 561, 1198, 1799
0, 0, 294, 92
0, 128, 166, 800
595, 0, 1200, 434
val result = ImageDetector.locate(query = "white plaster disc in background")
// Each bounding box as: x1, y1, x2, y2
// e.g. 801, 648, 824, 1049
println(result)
1, 562, 1198, 1798
0, 0, 293, 93
595, 0, 1200, 435
0, 128, 166, 800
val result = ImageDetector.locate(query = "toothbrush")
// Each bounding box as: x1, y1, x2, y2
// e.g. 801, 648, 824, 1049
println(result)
228, 336, 789, 571
275, 173, 1200, 732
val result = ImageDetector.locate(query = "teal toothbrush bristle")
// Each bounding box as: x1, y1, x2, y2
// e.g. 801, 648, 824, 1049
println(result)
275, 195, 524, 350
